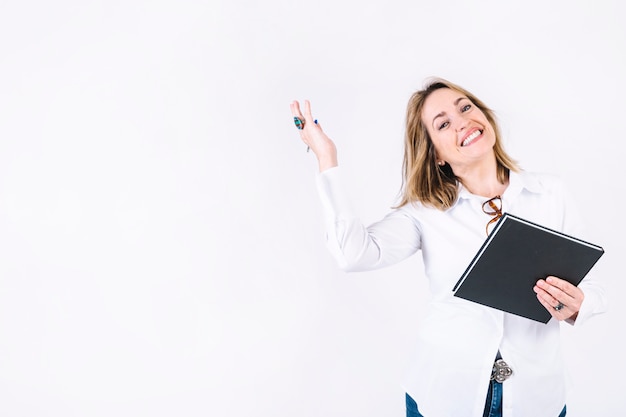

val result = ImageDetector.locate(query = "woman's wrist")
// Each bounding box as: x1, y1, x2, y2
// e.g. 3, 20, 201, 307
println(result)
315, 141, 338, 172
318, 155, 338, 172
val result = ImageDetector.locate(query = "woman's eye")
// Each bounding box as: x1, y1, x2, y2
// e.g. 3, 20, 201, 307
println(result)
438, 121, 449, 130
461, 104, 472, 112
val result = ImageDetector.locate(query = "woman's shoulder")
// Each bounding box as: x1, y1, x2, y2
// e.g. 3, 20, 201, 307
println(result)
391, 199, 448, 221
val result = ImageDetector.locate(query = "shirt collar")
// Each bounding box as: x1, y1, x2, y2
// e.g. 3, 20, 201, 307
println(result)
457, 170, 542, 202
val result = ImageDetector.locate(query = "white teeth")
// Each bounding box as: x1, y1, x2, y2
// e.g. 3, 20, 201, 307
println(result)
462, 130, 482, 147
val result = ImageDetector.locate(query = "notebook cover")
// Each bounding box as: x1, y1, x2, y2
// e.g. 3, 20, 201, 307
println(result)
453, 213, 604, 323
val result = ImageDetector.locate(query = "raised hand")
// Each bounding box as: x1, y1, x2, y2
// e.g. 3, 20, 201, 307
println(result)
290, 100, 338, 172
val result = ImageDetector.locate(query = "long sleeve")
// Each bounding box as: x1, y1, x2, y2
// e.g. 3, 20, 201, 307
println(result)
315, 167, 421, 272
573, 275, 608, 325
558, 178, 609, 326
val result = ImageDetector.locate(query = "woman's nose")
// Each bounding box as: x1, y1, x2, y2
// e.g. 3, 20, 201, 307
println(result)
455, 117, 469, 131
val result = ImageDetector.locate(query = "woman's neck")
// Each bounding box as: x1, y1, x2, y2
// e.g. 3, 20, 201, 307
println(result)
455, 160, 508, 198
462, 179, 508, 198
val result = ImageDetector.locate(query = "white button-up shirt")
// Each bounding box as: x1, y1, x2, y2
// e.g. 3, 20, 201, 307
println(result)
316, 167, 607, 417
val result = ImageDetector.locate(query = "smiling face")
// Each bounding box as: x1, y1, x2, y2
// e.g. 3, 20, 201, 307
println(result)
421, 87, 497, 173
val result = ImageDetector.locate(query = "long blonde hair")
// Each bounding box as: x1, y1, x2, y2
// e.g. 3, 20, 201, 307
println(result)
395, 78, 520, 210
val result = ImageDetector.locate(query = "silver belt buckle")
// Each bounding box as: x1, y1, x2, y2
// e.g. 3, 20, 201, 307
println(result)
491, 359, 513, 382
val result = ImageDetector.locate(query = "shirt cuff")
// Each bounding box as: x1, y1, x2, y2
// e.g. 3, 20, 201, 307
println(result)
569, 280, 608, 327
315, 166, 355, 219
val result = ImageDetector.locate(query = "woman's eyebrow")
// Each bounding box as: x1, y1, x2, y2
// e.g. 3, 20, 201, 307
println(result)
432, 97, 469, 126
454, 96, 467, 105
432, 111, 447, 126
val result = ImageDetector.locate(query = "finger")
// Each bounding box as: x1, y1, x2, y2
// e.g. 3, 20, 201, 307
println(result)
303, 100, 313, 119
535, 278, 575, 305
545, 276, 577, 294
290, 101, 308, 132
544, 277, 584, 313
536, 294, 566, 319
536, 293, 557, 311
536, 286, 569, 311
534, 284, 560, 308
291, 100, 305, 118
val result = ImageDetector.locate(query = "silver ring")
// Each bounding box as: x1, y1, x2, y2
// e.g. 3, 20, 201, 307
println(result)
554, 302, 565, 311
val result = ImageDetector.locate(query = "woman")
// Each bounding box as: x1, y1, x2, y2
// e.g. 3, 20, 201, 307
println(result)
289, 78, 606, 417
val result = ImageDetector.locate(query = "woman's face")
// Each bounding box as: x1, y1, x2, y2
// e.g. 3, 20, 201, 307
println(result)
421, 88, 496, 172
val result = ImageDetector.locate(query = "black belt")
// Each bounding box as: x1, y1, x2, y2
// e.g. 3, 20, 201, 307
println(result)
491, 351, 513, 382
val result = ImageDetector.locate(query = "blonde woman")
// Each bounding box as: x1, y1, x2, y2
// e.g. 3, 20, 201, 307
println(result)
290, 78, 606, 417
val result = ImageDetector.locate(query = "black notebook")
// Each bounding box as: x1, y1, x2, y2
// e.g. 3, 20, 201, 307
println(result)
452, 212, 604, 323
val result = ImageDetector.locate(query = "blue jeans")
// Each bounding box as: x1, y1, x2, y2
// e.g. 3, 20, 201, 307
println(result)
406, 382, 567, 417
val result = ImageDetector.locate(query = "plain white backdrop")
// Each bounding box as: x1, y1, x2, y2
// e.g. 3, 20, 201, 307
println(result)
0, 0, 623, 416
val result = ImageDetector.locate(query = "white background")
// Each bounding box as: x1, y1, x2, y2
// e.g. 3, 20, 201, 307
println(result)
0, 0, 623, 416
